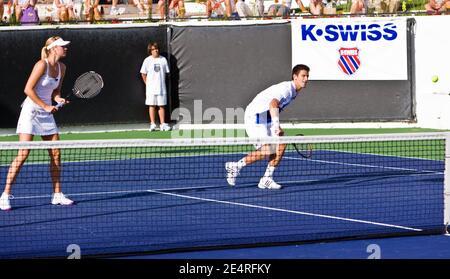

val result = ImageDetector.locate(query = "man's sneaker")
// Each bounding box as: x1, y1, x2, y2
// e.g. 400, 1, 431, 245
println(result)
160, 123, 171, 131
117, 7, 126, 15
110, 7, 119, 15
258, 177, 282, 190
225, 162, 240, 186
149, 123, 157, 132
51, 192, 74, 206
0, 192, 12, 211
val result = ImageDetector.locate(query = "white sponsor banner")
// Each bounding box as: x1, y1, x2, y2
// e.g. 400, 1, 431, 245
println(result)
291, 17, 408, 80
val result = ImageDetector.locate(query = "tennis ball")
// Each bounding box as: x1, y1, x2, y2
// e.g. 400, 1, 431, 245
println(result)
432, 75, 439, 83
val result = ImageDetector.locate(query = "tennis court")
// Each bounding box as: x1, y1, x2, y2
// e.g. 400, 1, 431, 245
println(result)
0, 132, 447, 258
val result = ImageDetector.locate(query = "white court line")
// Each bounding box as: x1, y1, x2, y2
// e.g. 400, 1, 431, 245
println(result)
283, 155, 444, 174
145, 189, 423, 232
9, 181, 429, 232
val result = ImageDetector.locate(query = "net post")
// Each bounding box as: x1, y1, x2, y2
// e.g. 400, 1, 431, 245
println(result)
445, 133, 450, 233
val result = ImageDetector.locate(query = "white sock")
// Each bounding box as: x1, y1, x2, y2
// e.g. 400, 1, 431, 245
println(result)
263, 165, 275, 179
236, 159, 246, 170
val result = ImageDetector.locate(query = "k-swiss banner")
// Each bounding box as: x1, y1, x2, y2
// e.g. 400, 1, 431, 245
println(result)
291, 17, 408, 80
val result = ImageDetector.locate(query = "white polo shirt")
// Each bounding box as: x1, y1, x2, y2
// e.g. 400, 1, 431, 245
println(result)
245, 81, 298, 125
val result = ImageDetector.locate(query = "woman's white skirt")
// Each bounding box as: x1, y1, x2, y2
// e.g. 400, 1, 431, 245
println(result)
16, 99, 58, 136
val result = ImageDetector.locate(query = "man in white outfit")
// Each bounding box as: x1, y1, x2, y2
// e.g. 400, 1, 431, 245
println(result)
225, 64, 310, 190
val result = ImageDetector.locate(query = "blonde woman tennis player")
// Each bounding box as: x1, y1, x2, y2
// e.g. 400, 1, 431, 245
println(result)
225, 64, 310, 190
0, 36, 74, 211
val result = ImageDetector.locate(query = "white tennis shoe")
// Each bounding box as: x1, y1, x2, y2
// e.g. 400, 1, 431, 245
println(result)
51, 192, 74, 206
160, 123, 171, 131
0, 192, 12, 211
109, 7, 119, 15
149, 123, 157, 132
117, 7, 126, 15
110, 6, 125, 15
225, 162, 240, 186
258, 177, 282, 190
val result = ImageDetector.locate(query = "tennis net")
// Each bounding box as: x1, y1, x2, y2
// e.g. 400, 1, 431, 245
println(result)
0, 132, 449, 258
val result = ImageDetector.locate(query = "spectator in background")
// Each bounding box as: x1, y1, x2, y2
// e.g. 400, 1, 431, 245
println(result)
157, 0, 185, 18
14, 0, 36, 20
366, 0, 399, 13
384, 0, 401, 13
205, 0, 236, 18
248, 0, 264, 16
140, 42, 171, 132
240, 0, 264, 16
206, 0, 224, 17
236, 0, 250, 17
84, 0, 103, 21
135, 0, 152, 16
367, 0, 382, 12
223, 0, 237, 18
323, 0, 337, 14
350, 0, 365, 13
53, 0, 75, 21
0, 0, 4, 22
107, 0, 125, 15
425, 0, 449, 13
309, 0, 323, 14
267, 0, 307, 18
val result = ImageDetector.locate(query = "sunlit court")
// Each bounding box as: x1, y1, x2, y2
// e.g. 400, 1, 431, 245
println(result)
0, 0, 449, 262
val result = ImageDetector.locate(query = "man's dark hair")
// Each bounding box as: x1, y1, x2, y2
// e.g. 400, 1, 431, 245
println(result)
292, 64, 310, 79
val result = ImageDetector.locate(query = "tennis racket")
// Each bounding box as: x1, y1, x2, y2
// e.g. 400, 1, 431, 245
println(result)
56, 71, 104, 109
291, 134, 313, 159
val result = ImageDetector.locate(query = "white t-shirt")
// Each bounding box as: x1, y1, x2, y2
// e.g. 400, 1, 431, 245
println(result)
140, 55, 170, 96
245, 81, 298, 118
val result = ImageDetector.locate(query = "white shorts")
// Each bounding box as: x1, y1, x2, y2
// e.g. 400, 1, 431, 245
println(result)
244, 110, 277, 150
146, 94, 167, 106
16, 99, 58, 136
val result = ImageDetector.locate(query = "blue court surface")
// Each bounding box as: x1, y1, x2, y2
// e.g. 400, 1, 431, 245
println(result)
0, 147, 446, 258
119, 234, 450, 259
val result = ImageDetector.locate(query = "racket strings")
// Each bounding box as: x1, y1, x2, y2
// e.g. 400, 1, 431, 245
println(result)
73, 74, 103, 99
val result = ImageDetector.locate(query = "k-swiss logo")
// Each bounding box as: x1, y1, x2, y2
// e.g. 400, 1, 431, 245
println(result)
338, 47, 360, 76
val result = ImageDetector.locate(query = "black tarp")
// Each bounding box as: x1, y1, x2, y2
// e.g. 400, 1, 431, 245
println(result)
169, 22, 414, 124
0, 25, 167, 127
0, 21, 415, 128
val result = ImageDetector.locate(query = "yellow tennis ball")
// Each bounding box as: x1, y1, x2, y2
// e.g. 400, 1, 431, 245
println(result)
432, 75, 439, 83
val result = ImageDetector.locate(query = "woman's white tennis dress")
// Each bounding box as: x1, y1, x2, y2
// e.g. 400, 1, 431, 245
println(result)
16, 60, 61, 136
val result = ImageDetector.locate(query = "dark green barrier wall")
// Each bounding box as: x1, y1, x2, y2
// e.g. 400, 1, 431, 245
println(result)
0, 25, 167, 128
0, 22, 414, 129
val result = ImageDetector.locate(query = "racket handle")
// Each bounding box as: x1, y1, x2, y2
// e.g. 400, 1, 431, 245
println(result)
55, 102, 65, 109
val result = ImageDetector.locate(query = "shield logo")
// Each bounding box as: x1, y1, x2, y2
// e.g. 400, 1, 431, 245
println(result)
338, 47, 360, 76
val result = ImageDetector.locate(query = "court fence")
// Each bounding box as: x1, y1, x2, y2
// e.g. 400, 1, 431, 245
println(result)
0, 132, 448, 258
